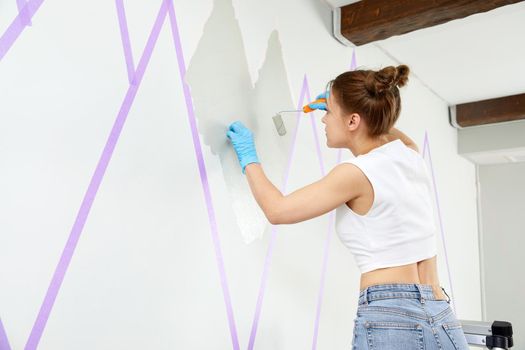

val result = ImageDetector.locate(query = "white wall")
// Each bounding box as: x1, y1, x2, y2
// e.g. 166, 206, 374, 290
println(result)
478, 162, 525, 349
0, 0, 481, 349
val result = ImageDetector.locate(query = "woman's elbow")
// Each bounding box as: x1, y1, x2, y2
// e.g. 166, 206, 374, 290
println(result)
266, 208, 291, 225
267, 210, 300, 225
267, 211, 281, 225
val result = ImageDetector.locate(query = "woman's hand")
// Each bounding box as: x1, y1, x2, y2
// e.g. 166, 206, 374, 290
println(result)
306, 91, 329, 111
226, 121, 260, 174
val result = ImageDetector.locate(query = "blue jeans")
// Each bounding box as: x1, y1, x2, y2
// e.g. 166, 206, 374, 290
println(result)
352, 284, 469, 349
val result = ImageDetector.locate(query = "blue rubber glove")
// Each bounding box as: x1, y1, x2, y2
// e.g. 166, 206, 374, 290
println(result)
226, 121, 260, 174
307, 90, 329, 111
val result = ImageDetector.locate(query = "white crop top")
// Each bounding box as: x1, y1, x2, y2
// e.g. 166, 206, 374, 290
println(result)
335, 139, 438, 274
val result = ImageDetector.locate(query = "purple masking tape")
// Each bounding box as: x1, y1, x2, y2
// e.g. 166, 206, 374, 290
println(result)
115, 0, 136, 85
0, 0, 44, 61
421, 132, 428, 157
306, 79, 330, 350
24, 2, 170, 349
280, 77, 306, 189
166, 3, 241, 349
0, 1, 45, 347
16, 0, 32, 26
306, 79, 325, 176
0, 318, 11, 350
422, 132, 456, 313
15, 0, 25, 13
247, 75, 307, 350
311, 211, 335, 350
350, 49, 357, 71
311, 50, 358, 349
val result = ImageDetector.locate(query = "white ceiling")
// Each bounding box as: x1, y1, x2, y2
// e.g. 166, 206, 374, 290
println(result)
324, 0, 525, 106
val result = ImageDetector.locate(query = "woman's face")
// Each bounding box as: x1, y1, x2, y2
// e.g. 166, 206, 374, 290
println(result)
321, 88, 353, 148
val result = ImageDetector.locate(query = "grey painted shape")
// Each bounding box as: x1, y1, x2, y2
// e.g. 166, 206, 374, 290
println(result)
186, 0, 295, 243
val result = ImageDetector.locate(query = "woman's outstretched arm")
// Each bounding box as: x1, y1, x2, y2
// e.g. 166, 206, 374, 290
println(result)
227, 120, 362, 225
245, 162, 363, 225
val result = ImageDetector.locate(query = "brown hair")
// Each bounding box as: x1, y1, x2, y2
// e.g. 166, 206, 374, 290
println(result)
329, 65, 410, 137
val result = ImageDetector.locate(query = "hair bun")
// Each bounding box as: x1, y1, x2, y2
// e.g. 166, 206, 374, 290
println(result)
395, 64, 409, 88
365, 65, 410, 96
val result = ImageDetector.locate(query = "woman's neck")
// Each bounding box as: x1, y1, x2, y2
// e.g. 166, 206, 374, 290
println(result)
348, 134, 390, 156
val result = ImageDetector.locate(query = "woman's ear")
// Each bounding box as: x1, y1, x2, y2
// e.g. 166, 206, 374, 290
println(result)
347, 112, 361, 131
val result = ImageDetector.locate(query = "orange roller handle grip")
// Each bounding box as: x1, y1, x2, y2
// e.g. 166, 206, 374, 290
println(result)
302, 98, 326, 113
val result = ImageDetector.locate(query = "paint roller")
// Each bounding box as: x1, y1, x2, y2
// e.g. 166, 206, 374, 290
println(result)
272, 97, 325, 136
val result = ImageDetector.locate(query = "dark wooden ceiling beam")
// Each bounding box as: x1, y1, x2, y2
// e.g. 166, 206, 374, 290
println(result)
339, 0, 523, 46
450, 93, 525, 127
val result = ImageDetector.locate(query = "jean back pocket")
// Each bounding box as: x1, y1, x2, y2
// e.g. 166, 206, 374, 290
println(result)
365, 321, 424, 349
442, 322, 469, 350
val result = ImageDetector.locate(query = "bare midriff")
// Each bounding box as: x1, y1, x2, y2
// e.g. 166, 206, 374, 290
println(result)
359, 255, 448, 300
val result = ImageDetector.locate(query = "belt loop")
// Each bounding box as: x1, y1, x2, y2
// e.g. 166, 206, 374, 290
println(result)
441, 287, 451, 304
363, 287, 369, 305
415, 284, 425, 304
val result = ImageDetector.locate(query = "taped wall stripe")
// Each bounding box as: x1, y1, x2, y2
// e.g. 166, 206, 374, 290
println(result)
0, 0, 44, 61
246, 228, 275, 350
422, 132, 456, 313
115, 0, 136, 85
166, 3, 241, 349
0, 1, 45, 346
307, 80, 325, 177
247, 75, 307, 350
280, 76, 307, 190
311, 50, 357, 350
0, 318, 11, 350
16, 0, 32, 27
311, 212, 335, 350
421, 132, 428, 156
25, 2, 170, 349
305, 77, 330, 350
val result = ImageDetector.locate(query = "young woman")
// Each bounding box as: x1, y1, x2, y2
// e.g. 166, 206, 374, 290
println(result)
226, 65, 469, 349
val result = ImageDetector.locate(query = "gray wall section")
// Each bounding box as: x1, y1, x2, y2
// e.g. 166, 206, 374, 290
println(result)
478, 162, 525, 349
185, 0, 296, 244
